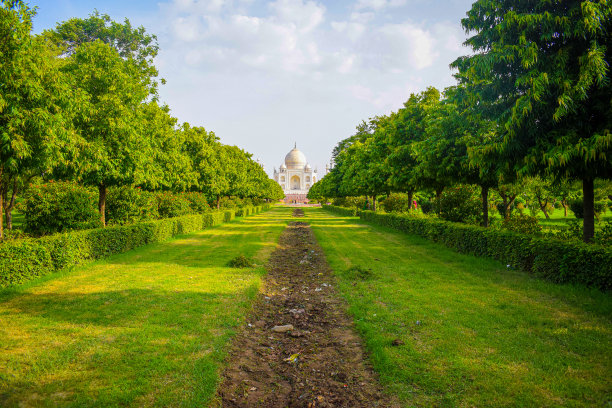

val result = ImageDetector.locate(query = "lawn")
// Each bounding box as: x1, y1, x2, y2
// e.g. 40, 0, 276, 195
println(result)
305, 207, 612, 407
0, 207, 292, 407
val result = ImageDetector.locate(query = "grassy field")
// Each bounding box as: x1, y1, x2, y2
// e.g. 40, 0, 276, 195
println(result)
0, 207, 292, 407
305, 207, 612, 407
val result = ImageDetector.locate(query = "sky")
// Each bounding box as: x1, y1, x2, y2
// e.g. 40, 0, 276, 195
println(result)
28, 0, 475, 177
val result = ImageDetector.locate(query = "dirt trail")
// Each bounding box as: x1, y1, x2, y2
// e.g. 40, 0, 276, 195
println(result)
216, 209, 396, 407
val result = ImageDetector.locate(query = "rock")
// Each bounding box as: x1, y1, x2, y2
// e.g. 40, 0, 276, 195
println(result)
391, 339, 405, 346
271, 324, 294, 333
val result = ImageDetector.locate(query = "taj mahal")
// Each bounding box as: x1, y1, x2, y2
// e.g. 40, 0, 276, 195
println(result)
273, 144, 320, 203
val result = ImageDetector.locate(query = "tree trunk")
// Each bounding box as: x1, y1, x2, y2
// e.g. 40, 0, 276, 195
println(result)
216, 195, 220, 210
372, 195, 377, 212
538, 197, 550, 219
583, 178, 595, 243
562, 199, 568, 217
481, 185, 489, 227
407, 190, 414, 211
98, 184, 107, 227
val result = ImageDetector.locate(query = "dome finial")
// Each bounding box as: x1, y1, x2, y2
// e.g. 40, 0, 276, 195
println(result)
294, 142, 297, 149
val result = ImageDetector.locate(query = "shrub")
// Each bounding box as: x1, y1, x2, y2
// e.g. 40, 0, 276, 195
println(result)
321, 205, 360, 217
228, 255, 254, 268
496, 202, 516, 218
105, 186, 159, 225
218, 197, 237, 209
570, 199, 606, 219
501, 215, 542, 235
356, 210, 611, 291
22, 181, 99, 235
156, 192, 193, 218
569, 199, 583, 218
182, 192, 211, 213
380, 193, 412, 213
420, 199, 435, 215
438, 185, 481, 223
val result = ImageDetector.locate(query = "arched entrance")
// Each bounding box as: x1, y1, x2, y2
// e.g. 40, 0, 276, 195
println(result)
290, 175, 301, 190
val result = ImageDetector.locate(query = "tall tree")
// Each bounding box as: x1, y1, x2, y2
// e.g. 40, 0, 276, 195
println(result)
61, 40, 157, 225
452, 0, 612, 241
0, 1, 75, 238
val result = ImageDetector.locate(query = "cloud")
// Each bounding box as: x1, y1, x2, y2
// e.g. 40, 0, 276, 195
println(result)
355, 0, 407, 11
153, 0, 470, 175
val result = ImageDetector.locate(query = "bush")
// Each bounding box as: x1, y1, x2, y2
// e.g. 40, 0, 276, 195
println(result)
105, 186, 159, 225
420, 199, 435, 215
569, 199, 583, 218
0, 206, 273, 288
380, 193, 412, 213
501, 215, 542, 235
321, 205, 360, 217
228, 255, 254, 268
182, 192, 211, 213
438, 185, 481, 223
156, 192, 193, 218
22, 181, 99, 235
357, 210, 611, 291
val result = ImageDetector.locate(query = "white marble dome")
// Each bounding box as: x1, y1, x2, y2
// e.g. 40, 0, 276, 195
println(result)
305, 163, 312, 171
284, 147, 307, 170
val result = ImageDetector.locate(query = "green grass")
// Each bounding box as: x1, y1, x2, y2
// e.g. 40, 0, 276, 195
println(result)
0, 207, 293, 407
304, 207, 612, 407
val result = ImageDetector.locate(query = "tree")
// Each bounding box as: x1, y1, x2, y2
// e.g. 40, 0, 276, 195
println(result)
452, 0, 612, 241
0, 1, 75, 238
61, 40, 158, 225
387, 88, 442, 204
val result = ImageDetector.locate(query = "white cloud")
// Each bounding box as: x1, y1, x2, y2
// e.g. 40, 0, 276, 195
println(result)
355, 0, 407, 11
153, 0, 470, 174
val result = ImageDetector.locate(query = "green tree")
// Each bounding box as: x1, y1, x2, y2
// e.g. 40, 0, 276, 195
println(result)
452, 0, 612, 241
0, 1, 75, 238
61, 40, 158, 225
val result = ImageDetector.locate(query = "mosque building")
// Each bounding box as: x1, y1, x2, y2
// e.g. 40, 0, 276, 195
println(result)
273, 144, 317, 203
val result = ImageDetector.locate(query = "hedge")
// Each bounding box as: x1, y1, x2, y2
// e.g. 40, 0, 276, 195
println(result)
323, 208, 611, 291
0, 205, 272, 288
321, 204, 361, 217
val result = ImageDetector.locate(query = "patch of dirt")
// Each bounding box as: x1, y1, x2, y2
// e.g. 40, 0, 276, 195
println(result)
216, 215, 397, 407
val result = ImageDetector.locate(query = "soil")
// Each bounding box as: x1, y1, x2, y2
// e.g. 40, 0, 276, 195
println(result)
215, 209, 397, 407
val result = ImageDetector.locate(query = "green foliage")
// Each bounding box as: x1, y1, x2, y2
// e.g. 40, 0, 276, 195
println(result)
380, 193, 412, 213
437, 185, 481, 223
22, 182, 99, 235
321, 205, 360, 217
354, 210, 611, 291
501, 215, 542, 235
105, 186, 158, 225
181, 192, 210, 213
419, 199, 435, 215
156, 192, 193, 218
227, 255, 254, 268
345, 265, 373, 280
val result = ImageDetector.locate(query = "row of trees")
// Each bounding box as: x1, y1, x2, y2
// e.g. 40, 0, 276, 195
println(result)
0, 1, 283, 238
310, 0, 611, 242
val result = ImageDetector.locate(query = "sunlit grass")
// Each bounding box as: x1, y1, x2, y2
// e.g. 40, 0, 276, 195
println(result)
0, 207, 294, 407
305, 207, 612, 407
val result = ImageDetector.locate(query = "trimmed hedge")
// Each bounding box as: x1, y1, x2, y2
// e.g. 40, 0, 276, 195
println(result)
321, 204, 361, 217
0, 206, 272, 288
323, 208, 611, 291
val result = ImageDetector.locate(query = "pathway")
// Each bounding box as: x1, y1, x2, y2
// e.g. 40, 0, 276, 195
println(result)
217, 209, 395, 407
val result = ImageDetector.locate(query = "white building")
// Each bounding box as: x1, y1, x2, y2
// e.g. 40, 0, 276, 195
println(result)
273, 144, 317, 203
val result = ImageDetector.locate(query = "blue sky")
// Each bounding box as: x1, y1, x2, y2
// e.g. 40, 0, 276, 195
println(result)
28, 0, 475, 175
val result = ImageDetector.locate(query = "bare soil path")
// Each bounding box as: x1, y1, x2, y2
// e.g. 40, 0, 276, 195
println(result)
216, 209, 396, 407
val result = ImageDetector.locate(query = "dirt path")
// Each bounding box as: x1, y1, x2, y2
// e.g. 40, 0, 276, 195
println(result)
216, 209, 396, 407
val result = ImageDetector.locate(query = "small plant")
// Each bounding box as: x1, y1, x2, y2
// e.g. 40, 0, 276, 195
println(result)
228, 255, 254, 268
346, 265, 373, 280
